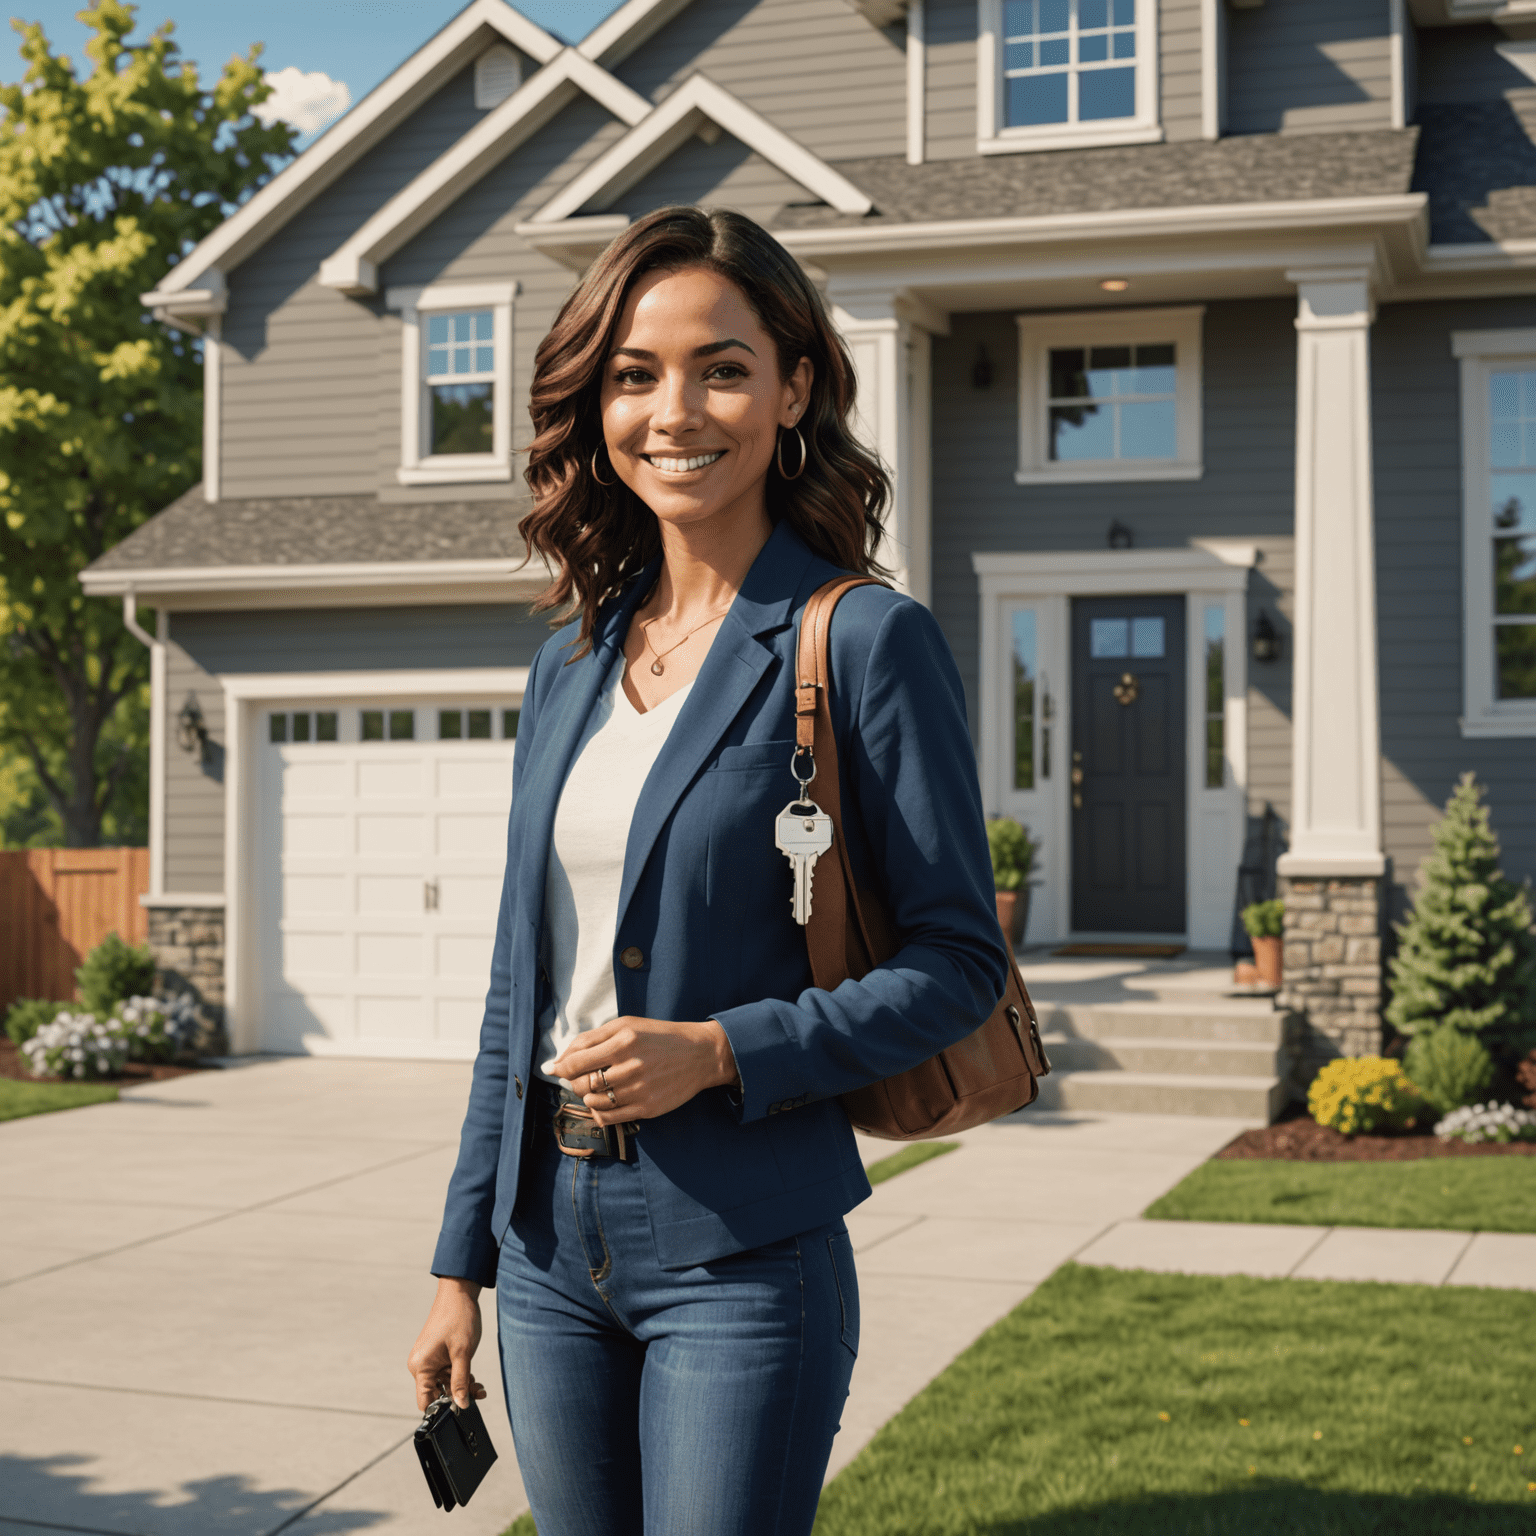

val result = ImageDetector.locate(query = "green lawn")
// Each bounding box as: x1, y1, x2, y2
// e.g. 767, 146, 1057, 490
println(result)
1143, 1155, 1536, 1233
865, 1139, 958, 1186
503, 1265, 1536, 1535
0, 1078, 118, 1122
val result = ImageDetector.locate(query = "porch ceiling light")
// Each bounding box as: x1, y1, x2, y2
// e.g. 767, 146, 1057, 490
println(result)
1100, 278, 1130, 292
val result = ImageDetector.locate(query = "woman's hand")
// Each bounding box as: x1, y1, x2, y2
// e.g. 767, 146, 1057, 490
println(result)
407, 1277, 488, 1411
546, 1017, 739, 1125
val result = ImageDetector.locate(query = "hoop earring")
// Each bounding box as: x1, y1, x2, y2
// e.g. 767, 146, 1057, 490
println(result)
776, 425, 807, 481
591, 446, 616, 487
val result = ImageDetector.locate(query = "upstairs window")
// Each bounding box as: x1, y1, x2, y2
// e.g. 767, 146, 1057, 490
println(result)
386, 282, 517, 486
1016, 307, 1203, 483
980, 0, 1160, 154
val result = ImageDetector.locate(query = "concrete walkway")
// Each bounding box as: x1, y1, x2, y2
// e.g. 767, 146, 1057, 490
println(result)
0, 1059, 1524, 1536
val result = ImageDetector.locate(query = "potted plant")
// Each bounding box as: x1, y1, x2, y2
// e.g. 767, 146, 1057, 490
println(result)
1241, 899, 1285, 988
987, 817, 1038, 949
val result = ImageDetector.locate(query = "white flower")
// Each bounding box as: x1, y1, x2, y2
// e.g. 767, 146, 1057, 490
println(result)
1435, 1101, 1536, 1144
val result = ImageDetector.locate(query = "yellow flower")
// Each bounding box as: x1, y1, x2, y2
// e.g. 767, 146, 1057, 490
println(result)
1239, 1419, 1250, 1428
1158, 1412, 1170, 1422
1247, 1465, 1256, 1476
1464, 1437, 1474, 1446
1313, 1431, 1323, 1441
1515, 1446, 1524, 1455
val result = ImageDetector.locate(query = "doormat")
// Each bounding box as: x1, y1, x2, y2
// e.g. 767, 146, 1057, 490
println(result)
1052, 943, 1187, 959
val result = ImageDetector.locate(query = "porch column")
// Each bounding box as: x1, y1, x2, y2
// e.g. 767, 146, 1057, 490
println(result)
828, 285, 944, 605
1276, 267, 1386, 1067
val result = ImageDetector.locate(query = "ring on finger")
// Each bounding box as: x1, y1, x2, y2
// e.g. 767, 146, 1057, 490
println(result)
605, 1086, 618, 1106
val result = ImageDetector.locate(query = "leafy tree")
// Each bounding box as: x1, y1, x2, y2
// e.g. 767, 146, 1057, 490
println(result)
0, 2, 294, 845
1386, 772, 1536, 1058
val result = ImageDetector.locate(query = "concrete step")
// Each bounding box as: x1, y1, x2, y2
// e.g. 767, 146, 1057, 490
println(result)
1035, 1069, 1286, 1120
1034, 1002, 1285, 1045
1041, 1033, 1285, 1078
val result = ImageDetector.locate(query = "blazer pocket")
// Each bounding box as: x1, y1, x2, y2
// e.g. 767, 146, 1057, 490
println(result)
710, 738, 797, 774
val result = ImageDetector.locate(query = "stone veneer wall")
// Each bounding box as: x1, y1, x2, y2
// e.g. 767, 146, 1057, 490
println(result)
147, 905, 226, 1052
1277, 876, 1384, 1079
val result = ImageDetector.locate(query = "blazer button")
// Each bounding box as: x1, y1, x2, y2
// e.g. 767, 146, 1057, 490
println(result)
514, 1076, 523, 1100
620, 945, 645, 970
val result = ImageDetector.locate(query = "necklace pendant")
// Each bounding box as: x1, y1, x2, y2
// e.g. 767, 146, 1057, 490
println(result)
650, 660, 665, 676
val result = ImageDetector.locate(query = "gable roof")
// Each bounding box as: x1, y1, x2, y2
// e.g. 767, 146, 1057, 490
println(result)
526, 73, 874, 225
319, 50, 651, 295
143, 0, 563, 312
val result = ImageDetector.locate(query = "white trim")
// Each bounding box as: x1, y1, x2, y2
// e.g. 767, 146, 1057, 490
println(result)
1453, 333, 1536, 737
528, 74, 874, 224
1199, 0, 1223, 141
1277, 269, 1385, 880
1388, 0, 1407, 131
579, 0, 695, 67
386, 282, 518, 487
121, 596, 166, 900
977, 0, 1161, 156
972, 545, 1252, 948
141, 892, 226, 909
1015, 306, 1204, 483
81, 558, 544, 600
318, 52, 650, 295
1494, 39, 1536, 86
512, 214, 631, 272
151, 0, 562, 299
202, 319, 221, 505
220, 667, 529, 1052
907, 0, 926, 167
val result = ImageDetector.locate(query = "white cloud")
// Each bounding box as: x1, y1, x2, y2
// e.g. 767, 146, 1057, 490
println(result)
255, 68, 352, 135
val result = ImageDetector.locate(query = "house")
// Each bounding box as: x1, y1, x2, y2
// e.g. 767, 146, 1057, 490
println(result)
81, 0, 1536, 1090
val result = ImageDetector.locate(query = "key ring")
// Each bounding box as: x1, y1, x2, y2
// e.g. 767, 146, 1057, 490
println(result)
790, 745, 816, 795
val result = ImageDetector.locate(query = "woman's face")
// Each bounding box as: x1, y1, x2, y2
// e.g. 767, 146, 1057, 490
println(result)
599, 265, 812, 537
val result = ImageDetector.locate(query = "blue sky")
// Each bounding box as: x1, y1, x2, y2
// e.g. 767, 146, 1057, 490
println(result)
7, 2, 627, 138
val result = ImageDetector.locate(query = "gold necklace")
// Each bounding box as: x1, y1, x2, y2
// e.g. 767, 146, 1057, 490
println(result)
638, 601, 732, 676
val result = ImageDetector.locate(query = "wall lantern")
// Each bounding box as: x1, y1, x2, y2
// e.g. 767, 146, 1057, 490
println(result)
972, 344, 993, 389
1252, 611, 1282, 664
177, 693, 209, 755
1106, 519, 1134, 550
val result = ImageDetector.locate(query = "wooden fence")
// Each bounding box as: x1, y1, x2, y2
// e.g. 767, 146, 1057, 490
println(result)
0, 848, 150, 1012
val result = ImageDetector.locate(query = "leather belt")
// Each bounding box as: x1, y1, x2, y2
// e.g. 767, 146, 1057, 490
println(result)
534, 1080, 637, 1162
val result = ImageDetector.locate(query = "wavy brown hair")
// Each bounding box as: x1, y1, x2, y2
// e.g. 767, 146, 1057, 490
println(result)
519, 206, 890, 656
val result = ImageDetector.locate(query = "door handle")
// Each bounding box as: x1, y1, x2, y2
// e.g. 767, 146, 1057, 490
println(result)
423, 880, 440, 912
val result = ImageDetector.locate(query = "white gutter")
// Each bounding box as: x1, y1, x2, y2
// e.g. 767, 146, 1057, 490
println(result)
121, 593, 166, 900
82, 557, 549, 600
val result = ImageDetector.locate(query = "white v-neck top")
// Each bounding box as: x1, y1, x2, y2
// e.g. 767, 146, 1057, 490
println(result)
536, 654, 694, 1082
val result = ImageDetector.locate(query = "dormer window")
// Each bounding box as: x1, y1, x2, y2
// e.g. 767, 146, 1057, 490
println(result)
475, 45, 522, 109
979, 0, 1161, 154
386, 282, 518, 486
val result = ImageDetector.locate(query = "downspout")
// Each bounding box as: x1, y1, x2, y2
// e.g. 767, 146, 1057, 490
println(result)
122, 591, 166, 900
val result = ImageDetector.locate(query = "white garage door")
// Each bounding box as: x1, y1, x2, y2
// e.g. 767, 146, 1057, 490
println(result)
257, 701, 519, 1058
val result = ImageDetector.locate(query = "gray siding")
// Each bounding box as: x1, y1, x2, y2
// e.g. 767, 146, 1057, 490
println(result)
162, 604, 551, 889
1160, 0, 1205, 144
1372, 297, 1536, 911
925, 0, 977, 161
616, 0, 908, 162
164, 637, 226, 894
609, 137, 810, 224
1415, 22, 1533, 105
928, 297, 1298, 835
220, 65, 491, 499
1227, 0, 1394, 137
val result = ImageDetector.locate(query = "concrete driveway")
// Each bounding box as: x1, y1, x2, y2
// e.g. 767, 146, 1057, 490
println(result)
0, 1059, 1251, 1535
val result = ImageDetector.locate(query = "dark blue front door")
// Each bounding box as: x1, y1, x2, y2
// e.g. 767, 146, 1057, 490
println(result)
1070, 596, 1187, 934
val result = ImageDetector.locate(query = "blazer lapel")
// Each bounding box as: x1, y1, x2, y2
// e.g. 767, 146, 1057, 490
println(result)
613, 523, 818, 934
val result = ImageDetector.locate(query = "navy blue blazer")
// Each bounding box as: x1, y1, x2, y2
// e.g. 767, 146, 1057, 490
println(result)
431, 520, 1007, 1281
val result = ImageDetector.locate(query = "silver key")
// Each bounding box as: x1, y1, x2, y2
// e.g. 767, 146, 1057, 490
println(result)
775, 801, 833, 925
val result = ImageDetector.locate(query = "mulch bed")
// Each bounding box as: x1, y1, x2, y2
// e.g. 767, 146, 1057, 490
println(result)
0, 1036, 214, 1085
1218, 1107, 1536, 1162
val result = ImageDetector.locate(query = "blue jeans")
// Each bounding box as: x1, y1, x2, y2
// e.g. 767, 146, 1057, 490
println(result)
496, 1099, 860, 1535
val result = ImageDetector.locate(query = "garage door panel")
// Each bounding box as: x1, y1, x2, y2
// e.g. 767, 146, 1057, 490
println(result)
283, 874, 347, 915
357, 814, 425, 856
358, 758, 425, 797
435, 998, 485, 1045
282, 930, 348, 975
281, 760, 350, 798
357, 931, 425, 976
357, 874, 422, 913
437, 874, 501, 917
437, 813, 506, 856
283, 813, 348, 858
357, 995, 427, 1037
437, 758, 512, 797
436, 932, 494, 979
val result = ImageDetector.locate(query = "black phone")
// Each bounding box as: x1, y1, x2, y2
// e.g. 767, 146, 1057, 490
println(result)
414, 1392, 498, 1512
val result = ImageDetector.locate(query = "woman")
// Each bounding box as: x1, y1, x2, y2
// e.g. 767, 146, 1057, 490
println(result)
407, 206, 1006, 1535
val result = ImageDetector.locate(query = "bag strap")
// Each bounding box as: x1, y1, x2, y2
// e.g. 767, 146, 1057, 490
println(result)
793, 575, 886, 991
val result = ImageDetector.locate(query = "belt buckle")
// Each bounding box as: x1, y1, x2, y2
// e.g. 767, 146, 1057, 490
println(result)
553, 1098, 608, 1159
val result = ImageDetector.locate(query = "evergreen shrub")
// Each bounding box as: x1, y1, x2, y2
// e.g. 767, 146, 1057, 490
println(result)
1403, 1022, 1496, 1115
4, 997, 65, 1047
75, 932, 156, 1015
1307, 1056, 1426, 1136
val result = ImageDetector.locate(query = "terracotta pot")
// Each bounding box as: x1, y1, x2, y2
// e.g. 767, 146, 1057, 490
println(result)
1251, 934, 1283, 988
995, 886, 1030, 949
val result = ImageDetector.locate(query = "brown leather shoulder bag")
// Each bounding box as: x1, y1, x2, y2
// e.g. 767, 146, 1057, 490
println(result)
793, 575, 1051, 1141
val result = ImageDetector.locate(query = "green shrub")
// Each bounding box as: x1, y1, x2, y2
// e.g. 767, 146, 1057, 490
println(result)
4, 997, 65, 1048
1306, 1056, 1426, 1136
986, 817, 1036, 892
1403, 1022, 1495, 1115
1240, 899, 1284, 939
75, 931, 156, 1015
